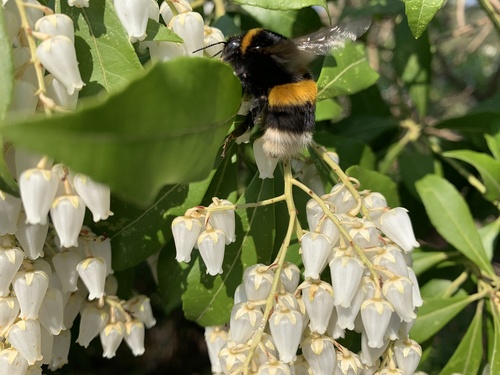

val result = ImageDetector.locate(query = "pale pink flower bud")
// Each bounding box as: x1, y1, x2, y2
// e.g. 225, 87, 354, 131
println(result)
113, 0, 150, 42
36, 36, 85, 95
35, 14, 75, 43
51, 195, 86, 248
73, 173, 113, 222
77, 256, 107, 300
48, 329, 71, 370
12, 270, 49, 319
100, 321, 125, 358
19, 168, 59, 225
254, 137, 279, 179
197, 229, 225, 276
7, 319, 42, 365
0, 191, 21, 235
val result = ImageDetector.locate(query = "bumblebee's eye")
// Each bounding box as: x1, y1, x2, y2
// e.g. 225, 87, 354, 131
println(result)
222, 39, 240, 61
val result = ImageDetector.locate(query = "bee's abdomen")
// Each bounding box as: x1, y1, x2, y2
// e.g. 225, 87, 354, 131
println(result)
268, 80, 317, 107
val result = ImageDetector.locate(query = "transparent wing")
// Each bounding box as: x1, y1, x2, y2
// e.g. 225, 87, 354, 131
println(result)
293, 17, 371, 55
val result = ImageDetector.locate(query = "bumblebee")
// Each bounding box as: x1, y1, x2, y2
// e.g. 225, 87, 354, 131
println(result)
220, 19, 371, 159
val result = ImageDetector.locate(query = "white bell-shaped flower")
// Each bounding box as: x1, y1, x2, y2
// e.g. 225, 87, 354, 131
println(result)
243, 264, 273, 301
45, 74, 79, 111
254, 137, 279, 179
77, 256, 107, 300
113, 0, 150, 42
0, 348, 29, 375
373, 246, 409, 278
38, 288, 65, 335
48, 329, 71, 370
19, 168, 59, 225
52, 250, 83, 292
24, 0, 43, 27
204, 326, 228, 374
301, 232, 332, 279
318, 215, 341, 246
8, 80, 38, 119
14, 149, 52, 181
3, 0, 21, 44
335, 349, 363, 375
13, 47, 38, 85
329, 254, 364, 308
0, 191, 21, 235
299, 280, 334, 335
26, 365, 43, 375
375, 208, 419, 252
12, 270, 49, 319
229, 301, 263, 344
0, 296, 20, 336
203, 26, 225, 57
87, 236, 113, 275
125, 295, 156, 328
63, 291, 84, 328
145, 40, 186, 62
360, 298, 394, 348
171, 216, 203, 263
197, 229, 226, 276
39, 325, 53, 365
343, 217, 379, 248
301, 333, 336, 374
73, 174, 113, 222
407, 267, 423, 308
35, 14, 75, 43
36, 35, 85, 95
76, 303, 109, 347
148, 0, 160, 21
0, 246, 24, 296
15, 212, 48, 260
301, 164, 325, 196
280, 262, 300, 293
360, 331, 389, 366
305, 198, 324, 231
293, 355, 312, 375
253, 333, 278, 368
68, 0, 89, 7
257, 361, 291, 375
233, 283, 247, 305
336, 283, 365, 330
208, 199, 236, 244
218, 341, 250, 374
382, 276, 416, 323
170, 11, 204, 56
393, 338, 421, 374
51, 195, 85, 248
363, 192, 387, 220
326, 183, 357, 214
160, 0, 192, 25
7, 319, 42, 365
268, 306, 303, 363
100, 321, 125, 358
124, 320, 145, 356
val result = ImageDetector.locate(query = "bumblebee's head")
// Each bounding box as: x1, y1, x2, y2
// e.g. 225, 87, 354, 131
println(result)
221, 36, 242, 64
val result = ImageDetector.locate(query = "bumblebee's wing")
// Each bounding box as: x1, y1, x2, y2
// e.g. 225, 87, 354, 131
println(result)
261, 18, 371, 75
293, 17, 371, 55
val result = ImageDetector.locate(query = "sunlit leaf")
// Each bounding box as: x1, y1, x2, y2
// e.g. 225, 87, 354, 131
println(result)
233, 0, 327, 11
489, 299, 500, 374
315, 99, 342, 121
403, 0, 445, 39
347, 165, 400, 207
144, 19, 183, 42
411, 250, 449, 275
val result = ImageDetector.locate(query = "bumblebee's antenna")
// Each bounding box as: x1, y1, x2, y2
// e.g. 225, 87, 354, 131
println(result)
192, 41, 227, 54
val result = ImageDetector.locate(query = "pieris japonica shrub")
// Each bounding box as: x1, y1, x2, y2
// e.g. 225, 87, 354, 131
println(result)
0, 0, 499, 374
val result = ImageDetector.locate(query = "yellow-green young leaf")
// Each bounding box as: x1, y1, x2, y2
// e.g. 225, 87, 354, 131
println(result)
144, 19, 183, 42
411, 250, 449, 275
60, 0, 143, 96
0, 58, 242, 205
490, 299, 500, 374
233, 0, 326, 11
404, 0, 445, 39
410, 295, 471, 343
415, 175, 495, 279
443, 150, 500, 202
439, 301, 483, 375
317, 43, 379, 101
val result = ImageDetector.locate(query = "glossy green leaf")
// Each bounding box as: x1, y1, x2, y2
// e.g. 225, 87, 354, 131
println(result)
485, 133, 500, 160
233, 0, 326, 11
436, 112, 500, 134
60, 0, 143, 96
479, 219, 500, 261
411, 250, 449, 275
439, 302, 483, 375
399, 151, 440, 199
0, 5, 13, 120
419, 279, 469, 301
410, 295, 471, 343
317, 43, 379, 101
182, 173, 278, 325
489, 299, 500, 374
333, 116, 398, 143
315, 99, 342, 121
0, 58, 242, 205
443, 150, 500, 202
416, 175, 495, 278
144, 19, 183, 42
404, 0, 445, 39
346, 166, 400, 207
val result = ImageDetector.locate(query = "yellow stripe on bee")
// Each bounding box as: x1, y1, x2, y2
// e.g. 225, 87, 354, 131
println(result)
241, 28, 262, 54
268, 80, 317, 107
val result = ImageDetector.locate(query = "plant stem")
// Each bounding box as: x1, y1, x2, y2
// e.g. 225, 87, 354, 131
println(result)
478, 0, 500, 36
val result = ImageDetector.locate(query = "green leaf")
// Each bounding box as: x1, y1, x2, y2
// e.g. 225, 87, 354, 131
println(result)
233, 0, 326, 11
411, 249, 449, 275
439, 302, 483, 375
489, 299, 500, 374
399, 151, 440, 199
157, 246, 191, 313
182, 173, 279, 325
60, 0, 143, 96
443, 150, 500, 202
415, 175, 495, 278
419, 279, 469, 301
315, 99, 342, 122
144, 19, 183, 42
317, 43, 379, 101
346, 166, 400, 207
0, 4, 13, 120
436, 112, 500, 134
478, 219, 500, 261
404, 0, 445, 39
485, 133, 500, 160
0, 58, 242, 205
410, 295, 471, 342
